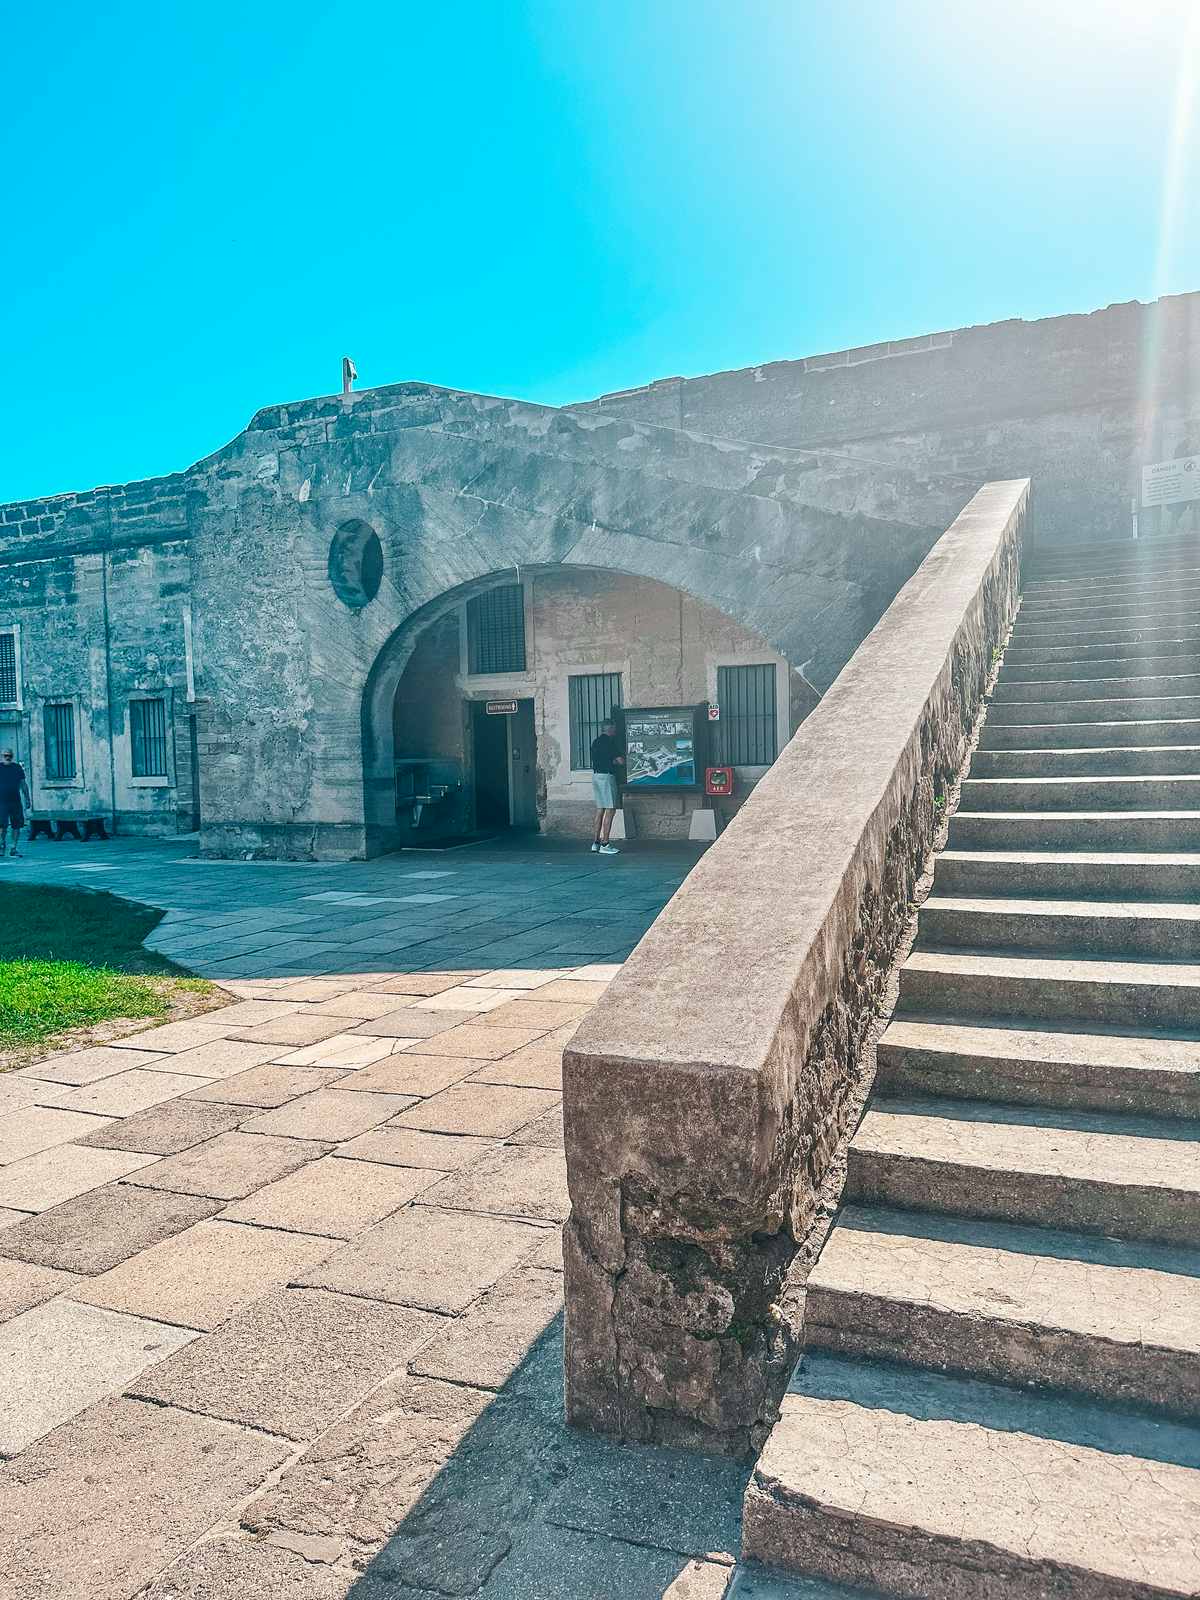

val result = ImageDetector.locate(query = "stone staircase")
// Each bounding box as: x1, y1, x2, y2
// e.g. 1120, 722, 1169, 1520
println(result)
743, 534, 1200, 1597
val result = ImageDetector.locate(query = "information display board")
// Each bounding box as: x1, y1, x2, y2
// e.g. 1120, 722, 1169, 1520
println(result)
1142, 456, 1200, 508
622, 705, 705, 790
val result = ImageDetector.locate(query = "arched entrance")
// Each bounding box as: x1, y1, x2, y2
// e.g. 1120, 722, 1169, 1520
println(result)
361, 565, 816, 857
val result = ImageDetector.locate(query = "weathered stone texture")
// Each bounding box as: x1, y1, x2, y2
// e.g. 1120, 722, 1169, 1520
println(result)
561, 480, 1028, 1455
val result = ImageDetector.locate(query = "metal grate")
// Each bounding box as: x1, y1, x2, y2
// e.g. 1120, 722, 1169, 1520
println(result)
44, 702, 76, 781
131, 697, 169, 777
569, 672, 623, 769
717, 664, 778, 765
467, 585, 526, 674
0, 634, 16, 707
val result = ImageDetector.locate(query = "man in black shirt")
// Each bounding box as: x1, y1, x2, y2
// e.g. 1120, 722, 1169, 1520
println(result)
589, 719, 624, 856
0, 749, 30, 857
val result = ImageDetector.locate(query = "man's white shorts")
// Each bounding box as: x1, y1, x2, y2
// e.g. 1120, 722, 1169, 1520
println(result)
591, 773, 619, 809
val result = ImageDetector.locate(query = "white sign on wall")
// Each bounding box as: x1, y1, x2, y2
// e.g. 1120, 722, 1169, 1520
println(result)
1142, 456, 1200, 508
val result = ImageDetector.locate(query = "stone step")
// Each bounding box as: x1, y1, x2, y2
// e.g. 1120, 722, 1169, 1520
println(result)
1018, 592, 1200, 625
986, 694, 1200, 724
1024, 568, 1200, 601
1011, 618, 1200, 647
947, 809, 1200, 850
933, 845, 1200, 900
1030, 535, 1200, 575
993, 672, 1200, 703
918, 893, 1200, 959
743, 1354, 1200, 1597
875, 1015, 1200, 1115
959, 773, 1200, 811
897, 947, 1200, 1029
805, 1206, 1200, 1415
1004, 635, 1200, 665
978, 716, 1200, 750
969, 744, 1200, 777
1000, 652, 1200, 683
845, 1097, 1200, 1245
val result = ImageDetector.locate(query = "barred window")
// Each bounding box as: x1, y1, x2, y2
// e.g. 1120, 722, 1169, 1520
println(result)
466, 585, 526, 674
44, 702, 77, 781
717, 664, 778, 766
0, 633, 17, 707
131, 697, 169, 777
569, 673, 623, 770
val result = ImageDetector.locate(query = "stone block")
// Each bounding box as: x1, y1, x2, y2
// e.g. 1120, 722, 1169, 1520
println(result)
185, 1063, 349, 1108
0, 1183, 220, 1274
0, 1106, 115, 1165
18, 1045, 165, 1086
0, 1396, 290, 1600
241, 1088, 415, 1141
72, 1219, 337, 1330
335, 1127, 496, 1171
394, 1082, 559, 1137
0, 1145, 159, 1213
413, 1023, 550, 1059
0, 1299, 197, 1455
152, 1038, 284, 1078
220, 1155, 439, 1237
299, 1205, 542, 1312
76, 1099, 249, 1155
421, 1144, 569, 1224
330, 1051, 482, 1097
0, 1259, 81, 1323
128, 1286, 440, 1440
32, 1068, 209, 1119
126, 1132, 327, 1200
410, 1265, 563, 1390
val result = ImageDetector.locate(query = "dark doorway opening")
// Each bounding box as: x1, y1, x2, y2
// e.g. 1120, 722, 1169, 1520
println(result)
470, 699, 538, 833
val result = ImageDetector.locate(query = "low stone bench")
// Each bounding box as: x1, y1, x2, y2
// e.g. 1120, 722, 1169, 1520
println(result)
28, 816, 110, 842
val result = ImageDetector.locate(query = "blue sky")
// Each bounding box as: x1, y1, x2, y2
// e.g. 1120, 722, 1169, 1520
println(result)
2, 0, 1197, 501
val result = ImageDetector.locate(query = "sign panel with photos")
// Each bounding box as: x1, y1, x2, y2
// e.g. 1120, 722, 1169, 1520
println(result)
622, 705, 704, 789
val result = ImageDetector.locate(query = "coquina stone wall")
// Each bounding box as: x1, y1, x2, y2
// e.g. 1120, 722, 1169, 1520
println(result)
561, 479, 1029, 1457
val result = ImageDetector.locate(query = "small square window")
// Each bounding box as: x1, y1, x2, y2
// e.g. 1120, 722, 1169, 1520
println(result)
44, 702, 77, 781
131, 697, 169, 778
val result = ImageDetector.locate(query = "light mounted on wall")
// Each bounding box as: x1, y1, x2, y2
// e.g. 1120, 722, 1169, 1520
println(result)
342, 356, 357, 394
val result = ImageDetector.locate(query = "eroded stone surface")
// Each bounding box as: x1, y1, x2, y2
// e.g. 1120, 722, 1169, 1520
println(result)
0, 1183, 221, 1274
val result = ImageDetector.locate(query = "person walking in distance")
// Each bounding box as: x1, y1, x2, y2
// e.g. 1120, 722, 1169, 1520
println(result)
0, 749, 30, 857
590, 717, 624, 855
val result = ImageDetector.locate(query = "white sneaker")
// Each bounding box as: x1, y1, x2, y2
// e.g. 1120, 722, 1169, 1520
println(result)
590, 841, 600, 852
598, 843, 619, 855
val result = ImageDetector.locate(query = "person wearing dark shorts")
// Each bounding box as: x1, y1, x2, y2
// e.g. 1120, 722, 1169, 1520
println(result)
589, 718, 624, 855
0, 749, 30, 857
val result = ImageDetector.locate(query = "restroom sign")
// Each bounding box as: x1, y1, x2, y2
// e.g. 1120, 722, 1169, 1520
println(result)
485, 699, 519, 715
1142, 456, 1200, 507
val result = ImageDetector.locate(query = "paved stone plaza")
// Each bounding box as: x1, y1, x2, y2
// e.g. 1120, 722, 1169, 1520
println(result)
0, 837, 797, 1600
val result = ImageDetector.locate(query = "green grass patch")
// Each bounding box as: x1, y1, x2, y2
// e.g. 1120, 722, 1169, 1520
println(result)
0, 884, 211, 1054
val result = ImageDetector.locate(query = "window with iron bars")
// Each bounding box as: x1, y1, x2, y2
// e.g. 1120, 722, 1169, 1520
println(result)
0, 633, 17, 708
717, 664, 778, 766
466, 585, 526, 674
44, 701, 77, 781
130, 697, 169, 778
568, 672, 623, 769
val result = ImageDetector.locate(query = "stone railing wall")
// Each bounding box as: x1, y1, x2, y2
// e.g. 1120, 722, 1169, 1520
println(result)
561, 478, 1030, 1457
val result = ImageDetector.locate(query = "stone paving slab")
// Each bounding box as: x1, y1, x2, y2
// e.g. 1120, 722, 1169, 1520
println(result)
110, 1019, 237, 1053
184, 1063, 350, 1109
0, 1258, 82, 1323
464, 968, 570, 989
0, 1299, 197, 1455
331, 1050, 483, 1097
476, 1523, 732, 1599
221, 1154, 440, 1237
301, 1204, 543, 1313
76, 1099, 249, 1155
73, 1218, 338, 1330
470, 1043, 565, 1090
0, 1105, 115, 1164
533, 978, 610, 1003
273, 1033, 399, 1067
511, 1104, 566, 1149
420, 1144, 569, 1224
0, 1144, 158, 1212
0, 1207, 30, 1232
24, 1045, 166, 1086
32, 1067, 213, 1118
412, 1022, 552, 1059
128, 1285, 441, 1440
309, 991, 413, 1019
394, 1081, 559, 1137
0, 1075, 51, 1112
0, 1183, 221, 1274
334, 1126, 496, 1170
0, 1396, 292, 1600
241, 1088, 415, 1142
126, 1132, 327, 1200
481, 999, 592, 1030
139, 1537, 355, 1600
370, 972, 484, 995
231, 1014, 354, 1047
351, 1007, 486, 1038
151, 1038, 286, 1078
415, 986, 529, 1013
204, 999, 305, 1026
411, 1266, 564, 1390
